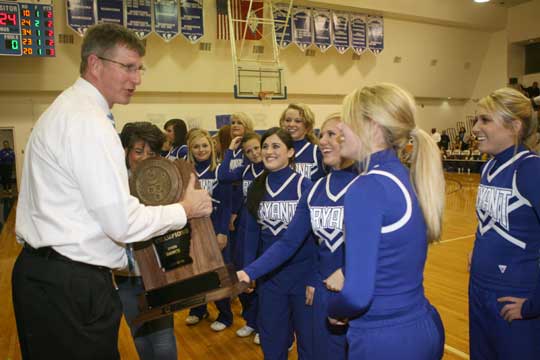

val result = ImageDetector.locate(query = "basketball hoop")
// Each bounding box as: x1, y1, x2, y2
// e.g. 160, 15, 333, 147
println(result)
258, 91, 274, 105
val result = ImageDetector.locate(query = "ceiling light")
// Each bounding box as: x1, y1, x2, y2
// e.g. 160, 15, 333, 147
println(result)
474, 0, 490, 3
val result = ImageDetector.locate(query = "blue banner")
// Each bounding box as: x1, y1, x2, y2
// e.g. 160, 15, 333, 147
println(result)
273, 3, 292, 49
181, 0, 204, 43
66, 0, 95, 36
312, 9, 331, 52
292, 7, 312, 51
367, 15, 384, 55
350, 13, 366, 55
154, 0, 180, 42
126, 0, 152, 39
332, 11, 349, 54
96, 0, 124, 25
216, 114, 231, 129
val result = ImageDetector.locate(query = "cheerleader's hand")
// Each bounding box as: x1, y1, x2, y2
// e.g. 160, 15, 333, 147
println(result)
229, 214, 237, 231
236, 270, 251, 284
498, 296, 526, 322
216, 234, 228, 250
229, 136, 243, 150
305, 286, 315, 306
323, 268, 344, 292
328, 317, 348, 326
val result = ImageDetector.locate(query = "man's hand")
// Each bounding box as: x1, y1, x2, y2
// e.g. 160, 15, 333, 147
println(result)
179, 174, 212, 219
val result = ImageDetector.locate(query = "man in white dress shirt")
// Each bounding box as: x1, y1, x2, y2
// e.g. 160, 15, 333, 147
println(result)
11, 23, 212, 360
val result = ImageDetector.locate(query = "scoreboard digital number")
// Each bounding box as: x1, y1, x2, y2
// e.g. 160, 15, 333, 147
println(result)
0, 1, 55, 57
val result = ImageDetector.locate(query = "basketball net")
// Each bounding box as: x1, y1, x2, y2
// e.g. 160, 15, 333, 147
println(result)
258, 91, 274, 106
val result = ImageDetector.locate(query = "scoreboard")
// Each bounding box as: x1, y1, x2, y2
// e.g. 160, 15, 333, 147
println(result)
0, 0, 55, 57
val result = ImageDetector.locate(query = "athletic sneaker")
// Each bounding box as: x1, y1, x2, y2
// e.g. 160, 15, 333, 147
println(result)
253, 333, 260, 345
185, 312, 208, 325
236, 325, 255, 337
210, 321, 227, 332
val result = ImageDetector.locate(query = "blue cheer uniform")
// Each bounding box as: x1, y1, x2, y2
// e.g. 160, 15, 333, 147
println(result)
165, 145, 188, 161
470, 145, 540, 360
244, 167, 358, 359
219, 149, 264, 332
244, 166, 314, 360
188, 159, 233, 326
328, 149, 444, 360
293, 138, 325, 182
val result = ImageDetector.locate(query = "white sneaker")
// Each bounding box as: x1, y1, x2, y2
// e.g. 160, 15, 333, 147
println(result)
253, 333, 260, 345
185, 314, 205, 325
236, 325, 255, 337
210, 321, 227, 332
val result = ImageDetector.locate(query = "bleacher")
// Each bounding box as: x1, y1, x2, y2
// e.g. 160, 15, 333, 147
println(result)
441, 116, 488, 173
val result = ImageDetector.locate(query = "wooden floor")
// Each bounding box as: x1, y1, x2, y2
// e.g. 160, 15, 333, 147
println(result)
0, 173, 478, 359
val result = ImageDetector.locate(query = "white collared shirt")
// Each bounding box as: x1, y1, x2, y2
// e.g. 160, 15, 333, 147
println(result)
16, 78, 187, 269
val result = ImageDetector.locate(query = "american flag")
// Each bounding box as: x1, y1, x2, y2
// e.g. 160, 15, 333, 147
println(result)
217, 0, 263, 40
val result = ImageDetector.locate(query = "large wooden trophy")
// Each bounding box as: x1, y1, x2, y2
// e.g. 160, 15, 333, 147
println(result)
129, 157, 240, 324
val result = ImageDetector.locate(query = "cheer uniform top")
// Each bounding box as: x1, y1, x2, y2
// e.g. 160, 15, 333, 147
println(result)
219, 150, 264, 266
328, 149, 436, 321
471, 145, 540, 316
244, 167, 357, 281
328, 149, 444, 359
227, 148, 246, 215
166, 145, 187, 161
193, 159, 231, 237
244, 166, 313, 294
219, 149, 264, 200
293, 138, 325, 182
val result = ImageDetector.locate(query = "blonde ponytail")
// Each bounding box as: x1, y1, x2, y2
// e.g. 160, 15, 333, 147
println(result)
410, 128, 445, 242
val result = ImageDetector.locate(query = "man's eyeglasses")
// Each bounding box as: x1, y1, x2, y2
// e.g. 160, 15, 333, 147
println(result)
97, 56, 146, 75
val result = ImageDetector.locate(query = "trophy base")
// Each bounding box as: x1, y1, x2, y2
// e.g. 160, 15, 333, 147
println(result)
133, 263, 244, 326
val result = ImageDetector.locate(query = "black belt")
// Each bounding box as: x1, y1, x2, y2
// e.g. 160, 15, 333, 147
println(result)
23, 243, 110, 272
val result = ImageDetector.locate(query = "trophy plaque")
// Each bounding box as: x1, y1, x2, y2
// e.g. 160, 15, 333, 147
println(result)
129, 158, 242, 324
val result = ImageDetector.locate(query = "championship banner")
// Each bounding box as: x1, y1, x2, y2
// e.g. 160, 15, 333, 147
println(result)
154, 0, 180, 42
126, 0, 152, 40
97, 0, 124, 25
332, 11, 349, 54
292, 6, 312, 51
66, 0, 95, 36
367, 15, 384, 54
241, 0, 263, 40
312, 9, 331, 52
180, 0, 204, 44
272, 3, 292, 48
350, 13, 366, 55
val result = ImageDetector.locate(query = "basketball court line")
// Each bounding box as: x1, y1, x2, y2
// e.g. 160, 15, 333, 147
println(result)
440, 234, 475, 244
444, 344, 470, 359
439, 234, 473, 359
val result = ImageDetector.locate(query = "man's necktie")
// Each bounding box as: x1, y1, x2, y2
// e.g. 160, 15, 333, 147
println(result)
107, 112, 116, 129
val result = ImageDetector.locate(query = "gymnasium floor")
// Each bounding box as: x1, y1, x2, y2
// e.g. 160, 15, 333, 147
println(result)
0, 172, 478, 359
